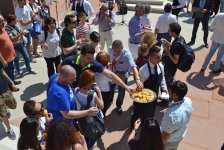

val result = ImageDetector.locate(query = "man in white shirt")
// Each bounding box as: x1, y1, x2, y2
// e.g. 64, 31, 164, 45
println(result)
15, 0, 36, 62
73, 0, 94, 23
131, 45, 167, 128
201, 13, 224, 73
161, 80, 193, 150
155, 3, 177, 47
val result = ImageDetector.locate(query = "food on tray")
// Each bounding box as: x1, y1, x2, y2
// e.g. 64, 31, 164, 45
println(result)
131, 89, 155, 103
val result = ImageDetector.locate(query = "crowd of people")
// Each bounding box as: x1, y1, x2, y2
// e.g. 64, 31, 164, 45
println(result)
0, 0, 224, 149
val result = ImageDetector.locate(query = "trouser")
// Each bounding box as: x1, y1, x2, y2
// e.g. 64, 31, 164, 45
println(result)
99, 30, 113, 50
172, 8, 182, 19
3, 61, 15, 82
85, 137, 96, 149
101, 91, 113, 116
164, 140, 181, 150
14, 44, 32, 72
210, 0, 220, 15
190, 17, 209, 45
109, 77, 127, 108
128, 40, 140, 59
221, 0, 224, 12
131, 100, 157, 129
44, 55, 61, 78
164, 63, 177, 88
156, 33, 172, 47
202, 41, 224, 71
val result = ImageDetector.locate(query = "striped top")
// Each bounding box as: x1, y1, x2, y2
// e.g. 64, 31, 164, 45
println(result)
76, 22, 90, 39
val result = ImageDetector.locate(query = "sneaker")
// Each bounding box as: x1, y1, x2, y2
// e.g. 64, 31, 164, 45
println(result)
6, 109, 11, 118
14, 80, 21, 85
33, 52, 41, 57
212, 69, 221, 73
28, 69, 37, 74
200, 69, 205, 72
7, 128, 16, 140
18, 70, 24, 76
204, 43, 209, 48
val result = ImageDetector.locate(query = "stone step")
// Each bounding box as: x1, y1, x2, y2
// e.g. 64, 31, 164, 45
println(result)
124, 0, 164, 6
126, 4, 165, 13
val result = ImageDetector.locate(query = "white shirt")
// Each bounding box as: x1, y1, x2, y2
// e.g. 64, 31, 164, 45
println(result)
95, 71, 110, 92
37, 117, 46, 140
39, 30, 61, 58
161, 97, 193, 142
141, 14, 152, 29
139, 61, 167, 91
210, 13, 224, 44
155, 13, 177, 33
15, 4, 33, 30
74, 0, 94, 19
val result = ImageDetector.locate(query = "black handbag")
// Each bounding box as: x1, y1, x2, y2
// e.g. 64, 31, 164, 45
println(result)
193, 11, 204, 19
75, 89, 105, 140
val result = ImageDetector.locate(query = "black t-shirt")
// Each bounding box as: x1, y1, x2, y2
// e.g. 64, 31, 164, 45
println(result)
0, 65, 9, 95
128, 139, 141, 150
61, 55, 104, 87
165, 36, 186, 67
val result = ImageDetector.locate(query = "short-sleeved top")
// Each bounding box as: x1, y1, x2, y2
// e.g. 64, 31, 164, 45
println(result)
61, 28, 77, 60
5, 25, 24, 46
155, 13, 177, 33
0, 66, 9, 95
39, 29, 61, 58
76, 23, 90, 39
108, 48, 136, 73
15, 4, 33, 30
47, 73, 77, 124
161, 97, 193, 142
128, 139, 141, 150
94, 70, 110, 92
128, 15, 142, 44
61, 55, 104, 87
141, 14, 151, 28
0, 29, 16, 62
165, 36, 186, 67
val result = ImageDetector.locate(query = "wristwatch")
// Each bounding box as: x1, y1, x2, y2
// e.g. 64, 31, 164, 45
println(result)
135, 76, 140, 81
133, 128, 137, 132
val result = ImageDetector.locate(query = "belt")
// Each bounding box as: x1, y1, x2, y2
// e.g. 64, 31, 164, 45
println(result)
129, 41, 140, 44
158, 32, 169, 34
100, 28, 112, 32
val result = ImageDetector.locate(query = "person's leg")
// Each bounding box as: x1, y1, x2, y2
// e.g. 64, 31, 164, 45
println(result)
201, 41, 219, 70
101, 91, 112, 116
202, 18, 209, 45
164, 140, 181, 150
13, 45, 21, 73
19, 45, 32, 72
190, 19, 201, 44
24, 30, 32, 59
116, 78, 127, 110
164, 65, 177, 88
99, 31, 106, 50
106, 30, 113, 50
156, 33, 163, 47
213, 43, 224, 71
44, 57, 55, 78
32, 39, 39, 55
4, 61, 15, 82
54, 55, 61, 73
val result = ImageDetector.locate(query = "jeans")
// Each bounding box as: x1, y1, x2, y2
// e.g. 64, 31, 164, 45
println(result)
14, 44, 32, 72
3, 61, 15, 82
109, 77, 127, 108
44, 55, 61, 78
202, 41, 224, 71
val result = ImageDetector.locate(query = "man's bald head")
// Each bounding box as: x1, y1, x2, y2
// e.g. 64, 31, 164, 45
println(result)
0, 15, 5, 30
60, 65, 76, 77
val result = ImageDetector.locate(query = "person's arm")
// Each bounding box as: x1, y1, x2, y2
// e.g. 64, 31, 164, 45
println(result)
0, 53, 8, 67
63, 42, 80, 55
2, 69, 17, 91
127, 119, 141, 142
139, 65, 147, 84
102, 69, 134, 93
160, 64, 168, 92
162, 42, 180, 64
93, 86, 104, 109
161, 131, 171, 145
60, 107, 99, 119
91, 12, 99, 25
154, 28, 159, 36
84, 1, 94, 18
132, 66, 143, 89
110, 11, 116, 27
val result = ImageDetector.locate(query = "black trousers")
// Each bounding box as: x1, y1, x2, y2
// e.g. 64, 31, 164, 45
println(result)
190, 17, 209, 45
44, 55, 61, 78
101, 91, 113, 116
172, 8, 182, 19
211, 0, 220, 15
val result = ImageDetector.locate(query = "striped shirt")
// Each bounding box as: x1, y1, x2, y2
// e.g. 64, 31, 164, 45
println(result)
76, 22, 90, 39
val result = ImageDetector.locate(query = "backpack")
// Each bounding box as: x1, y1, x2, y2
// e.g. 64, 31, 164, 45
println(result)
75, 89, 105, 140
176, 38, 195, 72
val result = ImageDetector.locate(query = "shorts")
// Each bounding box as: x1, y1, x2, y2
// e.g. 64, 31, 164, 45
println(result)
0, 90, 17, 118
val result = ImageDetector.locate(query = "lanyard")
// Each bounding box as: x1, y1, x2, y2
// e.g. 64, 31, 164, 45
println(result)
75, 55, 91, 71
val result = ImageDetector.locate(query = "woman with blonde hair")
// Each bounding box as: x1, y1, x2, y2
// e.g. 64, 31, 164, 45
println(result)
136, 32, 157, 69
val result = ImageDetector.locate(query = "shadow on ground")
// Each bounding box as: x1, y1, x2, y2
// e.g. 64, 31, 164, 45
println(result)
20, 83, 48, 101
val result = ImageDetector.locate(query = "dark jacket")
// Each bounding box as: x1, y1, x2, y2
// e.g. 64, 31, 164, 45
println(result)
193, 0, 214, 17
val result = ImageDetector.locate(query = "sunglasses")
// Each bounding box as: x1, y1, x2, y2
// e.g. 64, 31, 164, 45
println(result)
31, 103, 45, 116
71, 21, 77, 24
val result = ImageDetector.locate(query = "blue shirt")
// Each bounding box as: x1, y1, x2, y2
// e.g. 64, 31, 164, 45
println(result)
108, 47, 136, 73
128, 15, 142, 44
47, 73, 77, 123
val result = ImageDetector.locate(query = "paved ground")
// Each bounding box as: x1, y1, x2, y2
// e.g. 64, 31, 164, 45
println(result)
0, 1, 224, 150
